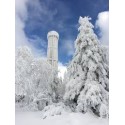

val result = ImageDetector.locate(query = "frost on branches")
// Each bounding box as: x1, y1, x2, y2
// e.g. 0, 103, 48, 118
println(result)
15, 46, 63, 110
64, 16, 109, 118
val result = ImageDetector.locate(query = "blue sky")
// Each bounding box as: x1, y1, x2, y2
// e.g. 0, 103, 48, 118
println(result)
16, 0, 109, 65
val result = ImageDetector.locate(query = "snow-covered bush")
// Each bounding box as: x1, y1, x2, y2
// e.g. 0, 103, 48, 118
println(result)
15, 101, 38, 111
41, 102, 71, 119
64, 16, 109, 118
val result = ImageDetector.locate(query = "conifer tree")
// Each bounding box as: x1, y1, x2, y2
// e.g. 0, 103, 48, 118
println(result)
64, 16, 109, 118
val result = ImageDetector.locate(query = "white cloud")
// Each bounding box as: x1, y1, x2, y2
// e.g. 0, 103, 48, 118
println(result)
15, 0, 46, 57
95, 11, 109, 45
15, 0, 29, 47
58, 62, 67, 79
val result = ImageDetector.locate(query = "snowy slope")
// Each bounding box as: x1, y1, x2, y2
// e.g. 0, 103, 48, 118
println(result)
15, 111, 108, 125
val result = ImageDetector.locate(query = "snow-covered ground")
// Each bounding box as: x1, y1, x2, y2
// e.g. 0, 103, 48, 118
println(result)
15, 111, 108, 125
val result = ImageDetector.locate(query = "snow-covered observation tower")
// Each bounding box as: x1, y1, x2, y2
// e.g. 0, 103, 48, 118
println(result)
47, 31, 59, 71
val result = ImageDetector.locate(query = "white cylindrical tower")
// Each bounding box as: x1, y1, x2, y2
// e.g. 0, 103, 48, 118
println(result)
47, 31, 59, 71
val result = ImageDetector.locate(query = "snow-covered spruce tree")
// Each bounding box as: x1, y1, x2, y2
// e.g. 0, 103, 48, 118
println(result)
64, 16, 109, 118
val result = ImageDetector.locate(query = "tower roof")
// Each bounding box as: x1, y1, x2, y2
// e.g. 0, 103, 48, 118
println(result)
47, 31, 59, 39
